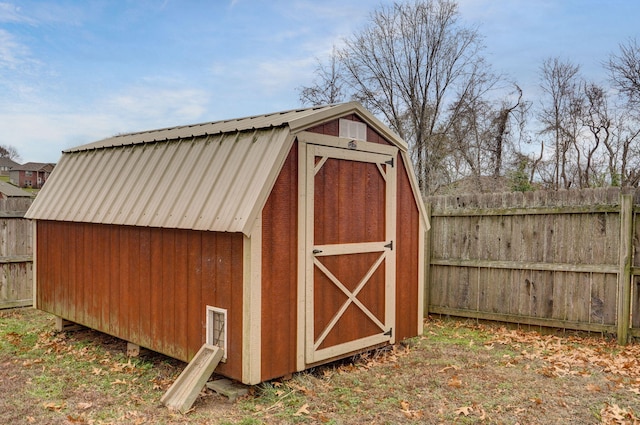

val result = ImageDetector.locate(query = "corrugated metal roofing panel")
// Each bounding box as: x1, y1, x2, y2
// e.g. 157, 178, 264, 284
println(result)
27, 127, 293, 235
67, 104, 336, 153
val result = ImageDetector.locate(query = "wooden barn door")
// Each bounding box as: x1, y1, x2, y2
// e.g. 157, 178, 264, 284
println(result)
305, 143, 397, 364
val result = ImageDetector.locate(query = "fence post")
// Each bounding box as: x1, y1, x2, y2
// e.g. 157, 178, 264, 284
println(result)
424, 203, 431, 319
617, 194, 633, 345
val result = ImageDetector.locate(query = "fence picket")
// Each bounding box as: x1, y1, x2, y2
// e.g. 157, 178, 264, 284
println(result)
426, 188, 640, 342
0, 197, 33, 309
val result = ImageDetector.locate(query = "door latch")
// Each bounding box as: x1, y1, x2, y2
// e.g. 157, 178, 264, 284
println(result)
312, 249, 323, 254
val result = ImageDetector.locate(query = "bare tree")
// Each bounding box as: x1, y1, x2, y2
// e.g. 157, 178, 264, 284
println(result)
538, 57, 581, 189
578, 82, 610, 187
490, 85, 523, 178
300, 0, 497, 195
0, 144, 20, 162
606, 38, 640, 106
604, 113, 640, 187
447, 89, 492, 180
605, 38, 640, 187
298, 46, 345, 106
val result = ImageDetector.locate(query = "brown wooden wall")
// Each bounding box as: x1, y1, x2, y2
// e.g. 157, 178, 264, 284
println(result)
36, 221, 244, 380
395, 156, 421, 341
260, 143, 298, 382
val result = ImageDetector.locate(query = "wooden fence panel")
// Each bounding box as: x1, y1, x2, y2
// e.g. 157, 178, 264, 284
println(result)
426, 188, 633, 337
632, 276, 640, 329
0, 197, 33, 309
630, 206, 640, 333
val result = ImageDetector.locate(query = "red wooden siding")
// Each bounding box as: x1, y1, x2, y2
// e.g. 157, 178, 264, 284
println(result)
313, 158, 387, 348
36, 221, 244, 380
314, 159, 386, 244
260, 144, 298, 381
314, 253, 386, 349
306, 115, 389, 145
395, 157, 421, 341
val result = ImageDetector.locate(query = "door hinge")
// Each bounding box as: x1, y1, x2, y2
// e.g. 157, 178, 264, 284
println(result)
385, 158, 394, 167
383, 328, 393, 337
312, 249, 323, 255
384, 241, 393, 250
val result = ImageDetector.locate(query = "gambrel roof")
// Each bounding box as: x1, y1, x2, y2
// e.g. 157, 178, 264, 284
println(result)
26, 102, 424, 235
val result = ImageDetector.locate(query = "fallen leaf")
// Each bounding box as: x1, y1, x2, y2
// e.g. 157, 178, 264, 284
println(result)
448, 376, 463, 388
43, 401, 66, 411
437, 365, 460, 373
600, 403, 638, 424
317, 413, 331, 423
294, 403, 310, 416
77, 402, 93, 410
585, 383, 601, 393
455, 406, 472, 416
478, 407, 486, 420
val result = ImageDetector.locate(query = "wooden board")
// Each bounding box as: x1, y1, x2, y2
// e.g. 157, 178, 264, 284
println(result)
305, 143, 397, 364
161, 344, 223, 413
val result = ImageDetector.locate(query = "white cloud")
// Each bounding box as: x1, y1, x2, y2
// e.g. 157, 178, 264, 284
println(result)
0, 2, 35, 24
103, 85, 211, 129
0, 28, 44, 106
1, 112, 115, 162
0, 81, 215, 164
254, 57, 317, 95
0, 29, 30, 69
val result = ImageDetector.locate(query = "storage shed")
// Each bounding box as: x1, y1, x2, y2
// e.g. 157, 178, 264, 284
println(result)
26, 102, 429, 384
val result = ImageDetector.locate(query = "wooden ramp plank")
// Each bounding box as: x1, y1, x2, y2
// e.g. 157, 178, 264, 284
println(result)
160, 344, 223, 412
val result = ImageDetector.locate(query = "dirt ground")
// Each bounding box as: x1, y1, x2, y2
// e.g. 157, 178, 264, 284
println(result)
0, 308, 639, 424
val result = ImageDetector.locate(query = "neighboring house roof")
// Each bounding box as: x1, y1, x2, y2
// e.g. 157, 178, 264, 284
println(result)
26, 102, 424, 235
0, 157, 20, 169
0, 180, 32, 198
11, 162, 55, 172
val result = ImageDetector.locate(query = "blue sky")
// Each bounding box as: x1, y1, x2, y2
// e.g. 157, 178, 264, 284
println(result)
1, 0, 639, 163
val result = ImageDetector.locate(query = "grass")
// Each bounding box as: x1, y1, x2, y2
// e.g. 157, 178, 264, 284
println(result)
1, 309, 639, 424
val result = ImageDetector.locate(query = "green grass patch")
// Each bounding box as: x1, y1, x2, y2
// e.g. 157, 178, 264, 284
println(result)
1, 309, 639, 424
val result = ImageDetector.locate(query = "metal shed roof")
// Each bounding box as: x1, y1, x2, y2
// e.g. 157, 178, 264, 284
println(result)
67, 102, 407, 153
26, 102, 416, 235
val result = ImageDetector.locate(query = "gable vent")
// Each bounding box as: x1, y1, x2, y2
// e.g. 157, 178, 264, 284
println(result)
339, 119, 367, 141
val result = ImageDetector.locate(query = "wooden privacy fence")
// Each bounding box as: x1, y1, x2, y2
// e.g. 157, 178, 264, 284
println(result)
0, 198, 33, 309
425, 187, 640, 344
